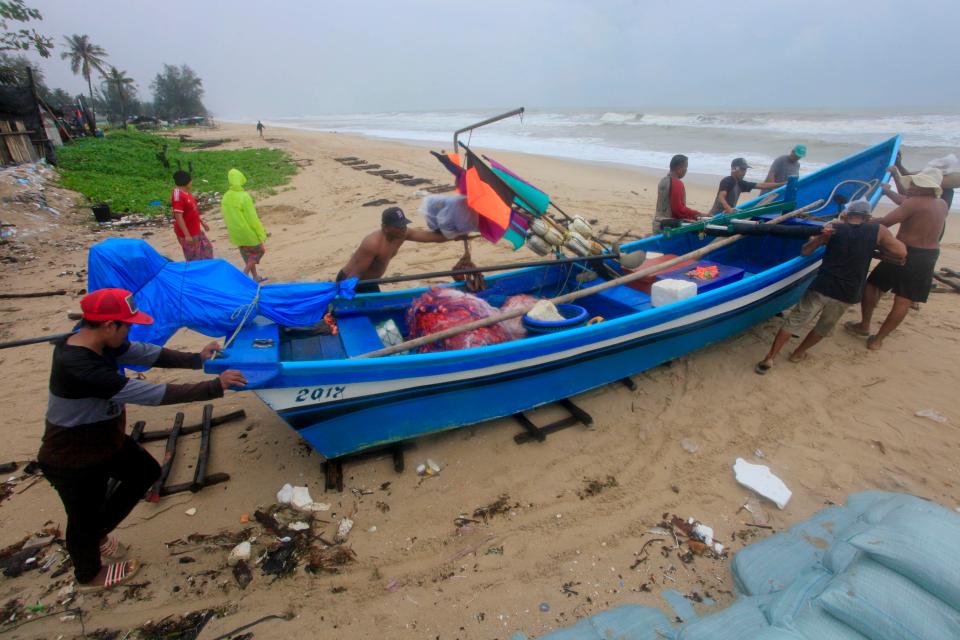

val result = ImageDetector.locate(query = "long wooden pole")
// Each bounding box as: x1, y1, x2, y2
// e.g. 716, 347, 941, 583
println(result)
357, 200, 823, 359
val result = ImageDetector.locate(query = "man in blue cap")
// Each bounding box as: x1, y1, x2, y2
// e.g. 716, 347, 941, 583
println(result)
337, 207, 449, 293
762, 144, 807, 195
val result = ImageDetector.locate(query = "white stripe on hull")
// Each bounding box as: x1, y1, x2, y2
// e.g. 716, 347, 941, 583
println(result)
258, 263, 818, 412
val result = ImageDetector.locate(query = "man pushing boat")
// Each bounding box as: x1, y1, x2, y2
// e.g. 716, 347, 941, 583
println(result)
755, 200, 905, 373
337, 206, 450, 293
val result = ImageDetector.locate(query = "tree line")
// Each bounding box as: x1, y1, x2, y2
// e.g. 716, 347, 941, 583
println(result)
1, 0, 208, 125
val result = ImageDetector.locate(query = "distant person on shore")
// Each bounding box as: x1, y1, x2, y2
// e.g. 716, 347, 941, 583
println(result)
755, 200, 905, 374
761, 144, 806, 195
337, 207, 450, 293
171, 170, 213, 261
39, 288, 246, 591
707, 158, 784, 216
652, 154, 703, 233
847, 170, 948, 349
221, 168, 267, 282
256, 120, 264, 138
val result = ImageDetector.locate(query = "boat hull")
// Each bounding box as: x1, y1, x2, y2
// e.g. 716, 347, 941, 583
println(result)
260, 261, 817, 459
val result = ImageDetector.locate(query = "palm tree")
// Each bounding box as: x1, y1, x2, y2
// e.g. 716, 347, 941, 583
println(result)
60, 34, 107, 125
104, 66, 135, 126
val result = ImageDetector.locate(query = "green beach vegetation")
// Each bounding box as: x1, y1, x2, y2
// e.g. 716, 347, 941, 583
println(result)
56, 130, 297, 214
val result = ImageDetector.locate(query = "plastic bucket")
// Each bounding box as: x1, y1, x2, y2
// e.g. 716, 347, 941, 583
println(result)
522, 304, 588, 335
91, 204, 112, 223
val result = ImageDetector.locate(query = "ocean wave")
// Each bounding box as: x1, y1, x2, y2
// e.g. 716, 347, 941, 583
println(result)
599, 111, 642, 123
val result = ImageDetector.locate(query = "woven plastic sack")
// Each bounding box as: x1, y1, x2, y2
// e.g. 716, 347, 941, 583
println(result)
676, 597, 770, 640
421, 195, 479, 239
819, 557, 960, 640
787, 602, 869, 640
732, 506, 857, 595
406, 287, 512, 353
499, 294, 538, 339
589, 605, 676, 640
848, 507, 960, 611
537, 618, 602, 640
764, 568, 833, 627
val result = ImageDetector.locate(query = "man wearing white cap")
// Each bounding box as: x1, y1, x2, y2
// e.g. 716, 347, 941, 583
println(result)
847, 169, 948, 350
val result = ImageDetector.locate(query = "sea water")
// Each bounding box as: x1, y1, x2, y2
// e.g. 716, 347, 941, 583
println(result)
247, 108, 960, 206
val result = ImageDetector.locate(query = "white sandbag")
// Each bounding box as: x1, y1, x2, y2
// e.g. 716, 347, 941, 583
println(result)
420, 195, 479, 239
527, 299, 565, 322
848, 507, 960, 610
819, 557, 960, 640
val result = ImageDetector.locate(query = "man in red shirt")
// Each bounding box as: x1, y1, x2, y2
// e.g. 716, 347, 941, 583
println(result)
653, 154, 702, 233
171, 170, 213, 261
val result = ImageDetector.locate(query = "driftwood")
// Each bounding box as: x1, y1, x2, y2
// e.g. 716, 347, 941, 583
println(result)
0, 290, 67, 299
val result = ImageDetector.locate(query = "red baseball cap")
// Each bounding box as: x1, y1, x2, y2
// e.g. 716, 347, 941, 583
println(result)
80, 288, 154, 324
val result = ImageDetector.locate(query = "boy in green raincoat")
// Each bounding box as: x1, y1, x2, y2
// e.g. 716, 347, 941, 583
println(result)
221, 168, 268, 281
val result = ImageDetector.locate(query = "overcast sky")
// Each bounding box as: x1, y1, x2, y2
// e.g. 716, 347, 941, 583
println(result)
24, 0, 959, 118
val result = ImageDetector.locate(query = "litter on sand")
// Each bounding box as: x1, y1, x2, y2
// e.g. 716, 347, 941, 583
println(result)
733, 458, 792, 510
915, 408, 949, 424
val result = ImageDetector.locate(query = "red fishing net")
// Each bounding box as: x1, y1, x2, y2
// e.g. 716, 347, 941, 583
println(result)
499, 294, 539, 339
406, 287, 514, 353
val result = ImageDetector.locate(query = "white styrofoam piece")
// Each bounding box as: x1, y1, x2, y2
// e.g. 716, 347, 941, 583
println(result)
734, 458, 792, 510
651, 278, 697, 307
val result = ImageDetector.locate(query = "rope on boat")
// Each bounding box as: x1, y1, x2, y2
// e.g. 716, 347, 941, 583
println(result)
800, 179, 879, 218
213, 281, 263, 359
356, 199, 825, 359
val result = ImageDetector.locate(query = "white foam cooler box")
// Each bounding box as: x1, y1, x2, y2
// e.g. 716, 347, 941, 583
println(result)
651, 278, 697, 307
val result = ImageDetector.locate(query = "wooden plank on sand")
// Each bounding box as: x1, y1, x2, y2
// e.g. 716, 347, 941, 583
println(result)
15, 121, 38, 162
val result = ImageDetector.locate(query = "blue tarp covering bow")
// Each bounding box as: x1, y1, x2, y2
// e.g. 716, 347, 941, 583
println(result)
87, 239, 354, 346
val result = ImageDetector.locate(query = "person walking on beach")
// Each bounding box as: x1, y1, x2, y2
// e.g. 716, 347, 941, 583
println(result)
337, 207, 450, 293
38, 288, 247, 591
171, 170, 214, 261
707, 158, 784, 216
846, 170, 948, 350
761, 144, 806, 195
755, 200, 905, 374
256, 120, 264, 138
221, 168, 268, 282
653, 154, 703, 233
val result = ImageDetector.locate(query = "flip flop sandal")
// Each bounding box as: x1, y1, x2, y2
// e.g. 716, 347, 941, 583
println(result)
844, 321, 870, 337
78, 560, 139, 593
754, 362, 771, 375
99, 535, 126, 560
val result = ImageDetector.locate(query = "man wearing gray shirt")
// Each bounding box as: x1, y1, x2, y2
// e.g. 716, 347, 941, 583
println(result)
761, 144, 806, 194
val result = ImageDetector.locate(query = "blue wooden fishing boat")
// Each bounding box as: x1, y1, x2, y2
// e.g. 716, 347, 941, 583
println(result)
205, 136, 900, 460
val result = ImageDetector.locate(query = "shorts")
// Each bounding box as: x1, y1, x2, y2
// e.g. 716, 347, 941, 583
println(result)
177, 232, 213, 261
867, 246, 939, 303
239, 243, 265, 265
336, 269, 381, 294
781, 289, 850, 337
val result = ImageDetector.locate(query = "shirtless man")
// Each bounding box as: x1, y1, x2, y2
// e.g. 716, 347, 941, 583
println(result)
846, 169, 948, 350
336, 207, 448, 293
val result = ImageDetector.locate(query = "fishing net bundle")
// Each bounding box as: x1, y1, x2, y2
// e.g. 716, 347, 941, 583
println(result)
406, 289, 539, 352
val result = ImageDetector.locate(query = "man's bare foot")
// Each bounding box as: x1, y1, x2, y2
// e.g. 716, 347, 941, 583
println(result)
754, 359, 773, 375
788, 351, 808, 363
866, 335, 883, 350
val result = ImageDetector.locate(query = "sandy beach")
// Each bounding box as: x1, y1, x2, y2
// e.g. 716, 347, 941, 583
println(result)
1, 122, 959, 639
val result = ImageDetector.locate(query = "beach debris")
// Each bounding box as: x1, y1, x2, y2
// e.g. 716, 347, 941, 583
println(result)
306, 546, 357, 574
681, 438, 699, 453
239, 513, 250, 523
362, 198, 397, 207
276, 483, 331, 512
185, 507, 198, 516
385, 579, 401, 592
577, 475, 618, 499
228, 541, 252, 567
915, 409, 949, 424
734, 458, 792, 509
233, 559, 253, 589
539, 602, 551, 612
740, 497, 771, 526
288, 521, 310, 532
416, 459, 442, 477
261, 540, 298, 577
473, 494, 518, 520
128, 605, 230, 639
367, 526, 377, 533
335, 517, 354, 543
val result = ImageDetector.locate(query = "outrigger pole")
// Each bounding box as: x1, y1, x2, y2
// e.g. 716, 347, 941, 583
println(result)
453, 107, 524, 150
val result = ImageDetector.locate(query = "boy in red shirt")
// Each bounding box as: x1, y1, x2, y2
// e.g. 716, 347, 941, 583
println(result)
171, 170, 213, 261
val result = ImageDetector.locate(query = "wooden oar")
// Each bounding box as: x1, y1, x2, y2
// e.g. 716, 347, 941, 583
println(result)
358, 252, 631, 287
357, 199, 824, 359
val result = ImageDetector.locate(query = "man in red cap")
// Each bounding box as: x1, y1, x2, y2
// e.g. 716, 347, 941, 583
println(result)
38, 288, 247, 591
